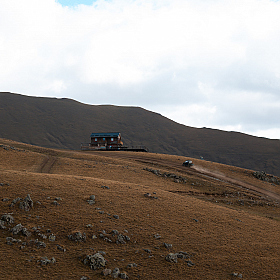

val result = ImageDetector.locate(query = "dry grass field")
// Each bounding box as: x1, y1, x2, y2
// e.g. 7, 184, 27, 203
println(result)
0, 138, 279, 280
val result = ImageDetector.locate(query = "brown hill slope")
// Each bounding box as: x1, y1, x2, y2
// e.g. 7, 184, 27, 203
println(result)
1, 92, 280, 176
0, 139, 279, 279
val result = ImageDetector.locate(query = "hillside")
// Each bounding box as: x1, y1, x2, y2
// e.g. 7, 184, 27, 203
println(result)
0, 138, 279, 279
1, 92, 280, 176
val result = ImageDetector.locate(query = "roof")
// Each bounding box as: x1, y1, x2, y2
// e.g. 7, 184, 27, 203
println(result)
90, 132, 121, 138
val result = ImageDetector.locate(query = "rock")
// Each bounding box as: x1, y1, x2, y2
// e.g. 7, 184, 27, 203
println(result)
127, 263, 137, 268
19, 194, 33, 211
87, 200, 95, 205
68, 231, 86, 242
101, 268, 112, 276
83, 253, 107, 270
165, 253, 178, 263
113, 215, 119, 219
52, 201, 59, 206
111, 268, 120, 278
163, 243, 172, 249
9, 197, 22, 207
120, 272, 129, 279
40, 256, 56, 265
186, 260, 195, 267
0, 220, 6, 229
34, 240, 47, 248
10, 224, 30, 236
116, 234, 126, 244
154, 234, 161, 239
144, 249, 152, 254
49, 234, 56, 242
232, 272, 243, 278
111, 229, 119, 236
57, 245, 66, 252
101, 185, 110, 189
1, 214, 15, 224
89, 195, 96, 200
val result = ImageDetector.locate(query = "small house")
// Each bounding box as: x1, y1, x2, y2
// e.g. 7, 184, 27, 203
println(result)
90, 132, 123, 149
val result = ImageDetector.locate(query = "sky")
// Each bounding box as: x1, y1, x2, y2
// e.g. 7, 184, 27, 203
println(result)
1, 0, 280, 140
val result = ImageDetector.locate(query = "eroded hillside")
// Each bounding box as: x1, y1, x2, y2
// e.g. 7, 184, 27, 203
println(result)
0, 138, 279, 279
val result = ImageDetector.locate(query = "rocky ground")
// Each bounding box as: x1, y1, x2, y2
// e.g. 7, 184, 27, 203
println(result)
0, 138, 279, 279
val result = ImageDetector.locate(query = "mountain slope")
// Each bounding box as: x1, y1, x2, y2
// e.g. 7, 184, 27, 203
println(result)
1, 92, 280, 176
0, 139, 279, 279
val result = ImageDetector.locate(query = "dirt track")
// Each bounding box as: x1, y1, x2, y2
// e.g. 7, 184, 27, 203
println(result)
90, 151, 280, 202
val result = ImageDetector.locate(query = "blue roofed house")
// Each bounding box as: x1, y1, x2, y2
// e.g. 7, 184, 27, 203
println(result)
90, 132, 123, 149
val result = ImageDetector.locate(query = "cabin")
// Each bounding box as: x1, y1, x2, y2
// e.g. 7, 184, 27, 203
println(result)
90, 132, 123, 149
81, 132, 148, 152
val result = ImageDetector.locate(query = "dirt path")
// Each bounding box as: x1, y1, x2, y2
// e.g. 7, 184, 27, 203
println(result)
92, 151, 280, 202
37, 155, 57, 173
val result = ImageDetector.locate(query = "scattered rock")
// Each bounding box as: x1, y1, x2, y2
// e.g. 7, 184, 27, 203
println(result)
101, 185, 110, 189
120, 272, 129, 279
113, 215, 119, 219
127, 263, 137, 268
52, 201, 59, 206
48, 234, 56, 242
10, 224, 31, 236
57, 245, 66, 252
154, 234, 161, 239
40, 256, 56, 265
19, 194, 33, 211
83, 253, 107, 270
101, 268, 112, 276
163, 243, 172, 249
144, 249, 152, 254
111, 268, 121, 278
165, 253, 178, 263
232, 272, 243, 278
253, 171, 279, 185
68, 231, 86, 242
9, 197, 22, 208
1, 214, 15, 225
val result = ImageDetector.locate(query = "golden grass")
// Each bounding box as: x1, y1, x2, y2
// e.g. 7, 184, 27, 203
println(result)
0, 138, 279, 279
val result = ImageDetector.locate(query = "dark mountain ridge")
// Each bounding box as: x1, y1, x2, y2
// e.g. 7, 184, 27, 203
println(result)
1, 92, 280, 176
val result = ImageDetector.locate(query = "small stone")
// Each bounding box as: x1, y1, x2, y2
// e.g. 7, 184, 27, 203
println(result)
89, 195, 95, 200
52, 201, 59, 206
144, 249, 152, 254
113, 215, 119, 219
163, 243, 172, 249
68, 231, 86, 242
111, 268, 120, 278
48, 234, 56, 242
101, 268, 112, 276
165, 253, 178, 263
87, 200, 95, 205
120, 272, 129, 279
154, 234, 161, 239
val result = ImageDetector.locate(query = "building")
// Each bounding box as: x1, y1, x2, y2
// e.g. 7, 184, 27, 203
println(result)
90, 132, 123, 149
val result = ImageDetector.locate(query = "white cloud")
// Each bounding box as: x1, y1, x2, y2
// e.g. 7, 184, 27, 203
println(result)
0, 0, 280, 139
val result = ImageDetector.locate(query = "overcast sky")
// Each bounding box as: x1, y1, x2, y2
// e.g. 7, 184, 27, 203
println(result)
1, 0, 280, 139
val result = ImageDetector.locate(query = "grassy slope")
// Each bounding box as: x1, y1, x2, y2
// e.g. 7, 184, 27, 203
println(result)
0, 138, 279, 279
1, 92, 280, 177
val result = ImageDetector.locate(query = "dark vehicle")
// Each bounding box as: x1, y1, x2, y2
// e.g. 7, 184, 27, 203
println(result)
182, 160, 193, 167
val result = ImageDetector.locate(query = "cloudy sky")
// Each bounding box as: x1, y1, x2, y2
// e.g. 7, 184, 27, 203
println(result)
1, 0, 280, 139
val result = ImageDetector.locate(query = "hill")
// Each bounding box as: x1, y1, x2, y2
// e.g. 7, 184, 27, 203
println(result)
0, 138, 279, 279
1, 92, 280, 176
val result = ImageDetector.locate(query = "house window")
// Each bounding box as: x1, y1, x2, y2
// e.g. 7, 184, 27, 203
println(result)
94, 138, 97, 142
111, 138, 114, 142
103, 138, 105, 141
